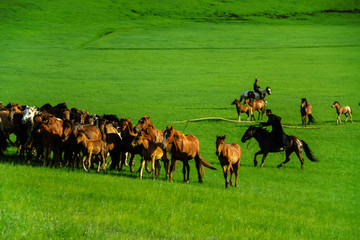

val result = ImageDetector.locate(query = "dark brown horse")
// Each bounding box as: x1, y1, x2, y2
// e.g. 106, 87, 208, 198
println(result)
301, 98, 315, 127
162, 126, 216, 183
241, 126, 318, 169
216, 135, 242, 188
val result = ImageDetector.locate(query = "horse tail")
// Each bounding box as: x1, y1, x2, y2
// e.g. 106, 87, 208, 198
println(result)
199, 156, 217, 171
301, 140, 318, 162
308, 114, 315, 124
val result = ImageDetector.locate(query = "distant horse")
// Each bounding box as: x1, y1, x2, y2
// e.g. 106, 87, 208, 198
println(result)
331, 101, 353, 125
246, 99, 266, 121
241, 126, 318, 169
231, 99, 253, 121
240, 87, 271, 103
131, 131, 165, 180
300, 98, 315, 127
162, 126, 216, 183
216, 135, 242, 188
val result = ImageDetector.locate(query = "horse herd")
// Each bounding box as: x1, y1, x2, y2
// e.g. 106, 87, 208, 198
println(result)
0, 97, 353, 188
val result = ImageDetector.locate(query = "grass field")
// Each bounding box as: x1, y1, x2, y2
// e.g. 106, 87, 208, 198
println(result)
1, 0, 360, 239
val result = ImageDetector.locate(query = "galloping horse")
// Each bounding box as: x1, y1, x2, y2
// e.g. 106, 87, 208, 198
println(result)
240, 87, 271, 103
162, 126, 216, 183
331, 101, 353, 125
300, 98, 315, 127
216, 135, 242, 188
241, 126, 318, 169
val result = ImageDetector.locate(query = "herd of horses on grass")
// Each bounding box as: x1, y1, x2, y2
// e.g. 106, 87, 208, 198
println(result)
0, 93, 354, 188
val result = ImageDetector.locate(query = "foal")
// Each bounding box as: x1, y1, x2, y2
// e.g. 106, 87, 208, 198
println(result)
231, 99, 253, 121
331, 101, 353, 125
216, 135, 242, 188
301, 98, 315, 127
131, 131, 165, 180
76, 130, 107, 172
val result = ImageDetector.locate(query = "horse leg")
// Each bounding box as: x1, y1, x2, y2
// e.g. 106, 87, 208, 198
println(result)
254, 150, 263, 167
260, 152, 268, 168
152, 157, 156, 180
238, 114, 241, 122
139, 158, 146, 179
349, 112, 353, 123
278, 150, 293, 168
337, 114, 341, 124
229, 167, 234, 186
169, 158, 176, 182
87, 152, 92, 173
234, 161, 240, 187
222, 165, 229, 188
345, 113, 348, 123
182, 160, 190, 183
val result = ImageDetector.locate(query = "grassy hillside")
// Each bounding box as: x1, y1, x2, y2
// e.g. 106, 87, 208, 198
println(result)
1, 0, 360, 239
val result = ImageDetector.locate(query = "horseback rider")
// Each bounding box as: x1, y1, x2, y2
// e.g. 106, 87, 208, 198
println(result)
260, 109, 290, 151
253, 78, 263, 99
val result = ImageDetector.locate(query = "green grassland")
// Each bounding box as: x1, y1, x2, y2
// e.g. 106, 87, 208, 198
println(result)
1, 0, 360, 239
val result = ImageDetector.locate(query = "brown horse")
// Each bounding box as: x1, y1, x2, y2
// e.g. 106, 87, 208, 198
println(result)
231, 99, 253, 121
246, 99, 265, 121
162, 126, 216, 183
131, 131, 165, 180
241, 126, 318, 169
134, 116, 170, 175
76, 130, 107, 172
216, 135, 242, 188
301, 98, 315, 127
331, 101, 353, 125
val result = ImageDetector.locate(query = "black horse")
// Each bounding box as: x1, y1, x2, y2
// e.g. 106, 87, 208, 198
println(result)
241, 126, 318, 169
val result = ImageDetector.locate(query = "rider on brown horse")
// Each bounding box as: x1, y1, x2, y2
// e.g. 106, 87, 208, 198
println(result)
260, 109, 289, 151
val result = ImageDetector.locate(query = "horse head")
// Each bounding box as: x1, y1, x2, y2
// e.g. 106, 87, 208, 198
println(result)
241, 126, 258, 143
216, 135, 226, 156
331, 101, 339, 108
21, 105, 38, 124
134, 116, 152, 133
161, 126, 174, 149
265, 87, 271, 95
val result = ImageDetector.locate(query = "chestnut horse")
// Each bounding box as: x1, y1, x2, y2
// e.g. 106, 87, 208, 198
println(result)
301, 98, 315, 127
76, 130, 107, 172
162, 126, 216, 183
331, 101, 353, 125
231, 99, 253, 121
241, 126, 318, 169
246, 99, 266, 121
131, 131, 165, 180
216, 135, 242, 188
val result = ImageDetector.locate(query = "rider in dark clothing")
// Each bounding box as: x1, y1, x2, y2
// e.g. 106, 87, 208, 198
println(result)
260, 109, 290, 151
253, 78, 262, 99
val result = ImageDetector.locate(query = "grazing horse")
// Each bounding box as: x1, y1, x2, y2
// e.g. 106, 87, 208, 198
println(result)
331, 101, 353, 125
240, 87, 271, 103
241, 126, 318, 169
216, 135, 242, 188
131, 131, 165, 180
162, 126, 216, 183
76, 130, 107, 172
231, 99, 253, 121
246, 99, 266, 121
300, 98, 315, 127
